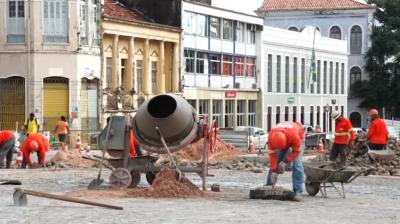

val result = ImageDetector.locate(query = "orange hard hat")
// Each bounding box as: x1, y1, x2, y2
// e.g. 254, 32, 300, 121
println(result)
268, 131, 287, 150
29, 141, 39, 151
369, 109, 378, 117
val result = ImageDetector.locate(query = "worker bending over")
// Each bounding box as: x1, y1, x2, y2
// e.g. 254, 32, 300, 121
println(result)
0, 130, 16, 168
330, 111, 355, 165
266, 121, 305, 201
20, 133, 50, 168
367, 109, 388, 150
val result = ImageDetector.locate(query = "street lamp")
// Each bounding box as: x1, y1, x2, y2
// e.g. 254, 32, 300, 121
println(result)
324, 103, 330, 134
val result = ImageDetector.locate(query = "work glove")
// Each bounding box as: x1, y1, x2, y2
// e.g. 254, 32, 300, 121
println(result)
271, 172, 279, 185
277, 161, 287, 174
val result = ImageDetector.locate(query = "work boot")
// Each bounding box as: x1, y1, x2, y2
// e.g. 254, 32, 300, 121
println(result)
293, 192, 302, 202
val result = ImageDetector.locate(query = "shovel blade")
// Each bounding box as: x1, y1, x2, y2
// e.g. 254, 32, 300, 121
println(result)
13, 190, 28, 206
87, 179, 104, 190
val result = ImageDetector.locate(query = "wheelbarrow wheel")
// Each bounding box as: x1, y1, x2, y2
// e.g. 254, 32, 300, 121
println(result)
109, 168, 132, 190
146, 172, 157, 185
129, 170, 141, 188
305, 181, 320, 196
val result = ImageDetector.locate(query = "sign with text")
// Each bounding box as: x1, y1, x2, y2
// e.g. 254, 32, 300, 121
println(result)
225, 91, 237, 98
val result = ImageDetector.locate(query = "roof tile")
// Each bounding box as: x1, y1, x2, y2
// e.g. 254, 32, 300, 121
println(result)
258, 0, 375, 12
104, 0, 148, 22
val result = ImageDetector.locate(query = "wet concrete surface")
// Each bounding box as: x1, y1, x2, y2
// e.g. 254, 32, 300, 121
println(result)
0, 167, 400, 224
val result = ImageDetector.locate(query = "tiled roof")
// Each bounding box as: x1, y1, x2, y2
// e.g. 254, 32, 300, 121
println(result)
104, 0, 148, 22
257, 0, 375, 12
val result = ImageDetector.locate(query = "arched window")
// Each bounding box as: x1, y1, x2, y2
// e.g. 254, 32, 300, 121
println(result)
288, 27, 298, 32
350, 67, 362, 88
350, 112, 362, 128
350, 25, 362, 54
330, 26, 341, 39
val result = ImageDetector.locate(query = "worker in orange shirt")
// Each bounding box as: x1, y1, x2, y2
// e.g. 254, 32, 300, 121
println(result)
330, 111, 355, 165
0, 130, 15, 169
367, 109, 388, 150
20, 133, 50, 168
129, 129, 143, 158
266, 121, 305, 201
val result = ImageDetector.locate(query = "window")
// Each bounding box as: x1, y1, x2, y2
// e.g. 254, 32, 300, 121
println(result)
225, 100, 234, 128
196, 52, 208, 74
350, 25, 362, 54
267, 107, 272, 132
43, 0, 68, 43
293, 106, 297, 122
92, 0, 99, 45
350, 67, 362, 88
246, 24, 256, 44
301, 106, 304, 125
106, 57, 112, 88
317, 60, 321, 94
329, 62, 333, 94
136, 60, 143, 93
341, 63, 345, 94
335, 62, 339, 94
222, 56, 232, 75
183, 11, 196, 34
197, 14, 208, 36
210, 54, 221, 75
248, 100, 256, 126
277, 55, 281, 92
210, 17, 220, 38
310, 106, 314, 127
288, 27, 298, 32
276, 107, 280, 125
236, 22, 245, 42
79, 0, 87, 45
317, 106, 321, 126
246, 58, 256, 76
7, 0, 25, 43
330, 26, 341, 40
222, 19, 233, 40
285, 106, 289, 121
293, 57, 298, 93
237, 100, 246, 126
120, 59, 126, 88
235, 57, 245, 76
268, 54, 272, 92
323, 61, 327, 94
199, 100, 209, 121
185, 50, 195, 73
212, 100, 223, 127
301, 58, 305, 93
285, 56, 290, 93
151, 61, 157, 94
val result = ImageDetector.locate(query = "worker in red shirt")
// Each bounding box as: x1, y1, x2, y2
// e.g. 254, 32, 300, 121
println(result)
367, 109, 388, 150
20, 133, 50, 168
266, 121, 305, 201
0, 130, 15, 168
330, 111, 355, 165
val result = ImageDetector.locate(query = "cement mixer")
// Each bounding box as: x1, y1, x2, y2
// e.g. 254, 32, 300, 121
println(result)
89, 94, 214, 190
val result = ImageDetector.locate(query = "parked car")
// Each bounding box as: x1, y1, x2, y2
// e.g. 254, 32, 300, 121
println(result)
235, 126, 268, 149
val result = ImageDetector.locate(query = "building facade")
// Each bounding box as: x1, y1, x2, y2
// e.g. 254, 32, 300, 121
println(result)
0, 0, 101, 132
256, 0, 376, 128
261, 26, 348, 132
182, 1, 263, 128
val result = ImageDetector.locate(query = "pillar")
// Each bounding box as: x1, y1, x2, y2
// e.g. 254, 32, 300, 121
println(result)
157, 40, 166, 94
143, 39, 151, 95
125, 36, 134, 91
111, 35, 119, 91
172, 42, 180, 92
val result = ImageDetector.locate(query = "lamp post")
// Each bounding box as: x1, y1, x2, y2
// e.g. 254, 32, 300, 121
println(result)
324, 103, 330, 134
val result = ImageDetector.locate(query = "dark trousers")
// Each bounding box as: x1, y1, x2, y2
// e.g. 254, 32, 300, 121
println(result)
0, 137, 15, 168
329, 143, 348, 165
21, 152, 41, 168
368, 143, 386, 151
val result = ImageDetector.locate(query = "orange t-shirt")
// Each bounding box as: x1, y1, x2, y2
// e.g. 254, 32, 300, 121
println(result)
367, 118, 388, 144
334, 117, 355, 145
0, 130, 14, 145
20, 134, 50, 165
56, 121, 69, 134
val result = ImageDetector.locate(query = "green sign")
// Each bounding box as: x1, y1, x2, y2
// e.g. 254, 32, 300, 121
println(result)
287, 96, 295, 104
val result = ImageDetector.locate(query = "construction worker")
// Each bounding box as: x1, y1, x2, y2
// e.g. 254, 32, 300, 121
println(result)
367, 109, 389, 150
54, 115, 70, 143
129, 129, 143, 158
266, 121, 305, 201
0, 130, 15, 169
20, 133, 50, 168
24, 113, 40, 136
315, 125, 322, 133
330, 111, 355, 165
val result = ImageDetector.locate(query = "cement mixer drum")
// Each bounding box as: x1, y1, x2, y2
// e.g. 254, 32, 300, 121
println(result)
132, 94, 199, 154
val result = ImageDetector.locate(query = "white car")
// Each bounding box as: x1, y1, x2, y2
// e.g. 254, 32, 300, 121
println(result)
236, 126, 268, 149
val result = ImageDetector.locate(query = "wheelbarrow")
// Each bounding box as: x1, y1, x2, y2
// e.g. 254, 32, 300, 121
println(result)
304, 161, 373, 198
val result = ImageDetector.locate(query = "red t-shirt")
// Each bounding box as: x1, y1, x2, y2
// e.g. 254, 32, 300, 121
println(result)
367, 118, 388, 144
0, 130, 14, 145
20, 134, 49, 166
334, 117, 355, 145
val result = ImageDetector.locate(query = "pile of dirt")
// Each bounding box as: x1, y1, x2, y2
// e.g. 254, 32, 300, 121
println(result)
46, 149, 98, 168
65, 168, 204, 199
174, 138, 245, 161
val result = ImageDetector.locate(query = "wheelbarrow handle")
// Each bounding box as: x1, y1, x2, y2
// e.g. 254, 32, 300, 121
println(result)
347, 168, 375, 183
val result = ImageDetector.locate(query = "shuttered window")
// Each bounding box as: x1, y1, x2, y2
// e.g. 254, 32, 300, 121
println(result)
43, 0, 68, 43
7, 0, 25, 43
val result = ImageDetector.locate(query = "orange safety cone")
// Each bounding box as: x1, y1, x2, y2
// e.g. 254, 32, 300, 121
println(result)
318, 139, 325, 153
16, 151, 23, 168
75, 135, 82, 150
248, 141, 256, 153
85, 145, 92, 157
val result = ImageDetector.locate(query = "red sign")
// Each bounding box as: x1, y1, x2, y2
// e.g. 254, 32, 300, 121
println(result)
225, 91, 236, 98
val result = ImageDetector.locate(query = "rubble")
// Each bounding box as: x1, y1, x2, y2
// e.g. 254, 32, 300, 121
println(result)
46, 149, 99, 169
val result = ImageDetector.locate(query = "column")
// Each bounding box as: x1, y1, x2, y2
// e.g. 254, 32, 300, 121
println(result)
157, 40, 166, 94
125, 36, 134, 91
111, 35, 119, 91
171, 42, 180, 92
143, 39, 151, 95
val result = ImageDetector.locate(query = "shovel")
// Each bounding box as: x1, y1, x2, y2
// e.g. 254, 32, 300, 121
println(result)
88, 116, 114, 190
0, 179, 22, 185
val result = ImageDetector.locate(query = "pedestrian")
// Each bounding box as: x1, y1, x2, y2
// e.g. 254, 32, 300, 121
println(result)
315, 125, 322, 133
367, 109, 388, 150
20, 133, 50, 168
53, 115, 70, 144
266, 121, 305, 201
330, 111, 355, 165
24, 112, 40, 136
0, 130, 15, 169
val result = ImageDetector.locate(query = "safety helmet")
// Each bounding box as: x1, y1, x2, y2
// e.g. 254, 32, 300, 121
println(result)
268, 131, 287, 150
29, 141, 39, 151
331, 110, 341, 120
369, 108, 378, 117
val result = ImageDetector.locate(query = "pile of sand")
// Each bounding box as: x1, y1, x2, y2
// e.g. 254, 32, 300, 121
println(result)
174, 138, 245, 161
65, 168, 204, 199
46, 149, 98, 168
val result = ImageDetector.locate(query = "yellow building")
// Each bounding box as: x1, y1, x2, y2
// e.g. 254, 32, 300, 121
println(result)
102, 0, 182, 121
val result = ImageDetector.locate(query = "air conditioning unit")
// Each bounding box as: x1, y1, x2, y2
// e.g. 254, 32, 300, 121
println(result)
252, 83, 257, 89
234, 82, 240, 88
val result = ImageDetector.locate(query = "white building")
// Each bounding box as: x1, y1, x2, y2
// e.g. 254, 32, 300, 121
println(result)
182, 1, 264, 128
261, 26, 348, 132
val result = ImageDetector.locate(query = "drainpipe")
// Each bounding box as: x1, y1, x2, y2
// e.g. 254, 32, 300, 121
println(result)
27, 0, 31, 120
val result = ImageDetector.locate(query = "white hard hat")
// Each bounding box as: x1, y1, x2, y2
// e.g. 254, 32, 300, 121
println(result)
331, 110, 341, 120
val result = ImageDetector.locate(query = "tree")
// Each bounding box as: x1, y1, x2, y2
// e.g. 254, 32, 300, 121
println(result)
352, 0, 400, 118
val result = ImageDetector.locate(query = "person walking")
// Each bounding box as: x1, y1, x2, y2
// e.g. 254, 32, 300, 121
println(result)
266, 121, 305, 201
24, 113, 40, 136
367, 109, 389, 150
330, 111, 355, 165
54, 115, 70, 144
0, 130, 15, 168
20, 133, 50, 168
